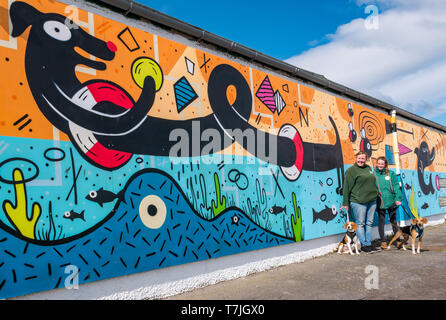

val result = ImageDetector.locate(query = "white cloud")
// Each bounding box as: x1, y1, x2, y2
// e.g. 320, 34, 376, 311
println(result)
285, 0, 446, 126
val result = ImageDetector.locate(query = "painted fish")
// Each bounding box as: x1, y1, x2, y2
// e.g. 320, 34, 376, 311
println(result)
269, 206, 286, 215
0, 168, 293, 299
312, 205, 337, 223
405, 183, 412, 190
63, 210, 85, 221
85, 188, 123, 207
421, 203, 429, 209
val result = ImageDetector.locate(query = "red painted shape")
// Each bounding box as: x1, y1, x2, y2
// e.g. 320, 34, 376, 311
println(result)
107, 41, 117, 52
292, 131, 304, 172
87, 143, 132, 169
87, 82, 133, 109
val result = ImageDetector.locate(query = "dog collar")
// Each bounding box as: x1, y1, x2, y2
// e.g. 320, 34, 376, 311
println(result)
411, 225, 423, 238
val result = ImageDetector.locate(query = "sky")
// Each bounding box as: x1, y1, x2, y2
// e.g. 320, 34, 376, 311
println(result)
137, 0, 446, 127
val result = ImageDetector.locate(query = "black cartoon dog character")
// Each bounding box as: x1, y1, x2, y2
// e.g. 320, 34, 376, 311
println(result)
414, 141, 435, 195
10, 1, 343, 188
10, 1, 157, 170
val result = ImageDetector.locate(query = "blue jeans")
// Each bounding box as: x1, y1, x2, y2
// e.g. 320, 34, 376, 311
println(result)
350, 201, 377, 247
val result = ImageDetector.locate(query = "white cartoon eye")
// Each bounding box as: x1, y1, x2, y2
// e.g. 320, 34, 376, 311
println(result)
89, 190, 97, 199
331, 205, 337, 215
43, 21, 72, 41
64, 211, 70, 217
139, 195, 167, 229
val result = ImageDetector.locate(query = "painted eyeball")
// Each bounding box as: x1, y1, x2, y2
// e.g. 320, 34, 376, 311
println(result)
43, 21, 72, 41
138, 195, 167, 229
89, 190, 97, 199
331, 205, 337, 215
231, 214, 239, 225
64, 211, 71, 218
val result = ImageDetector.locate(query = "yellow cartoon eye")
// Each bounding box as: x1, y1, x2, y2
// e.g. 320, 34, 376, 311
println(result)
138, 195, 167, 229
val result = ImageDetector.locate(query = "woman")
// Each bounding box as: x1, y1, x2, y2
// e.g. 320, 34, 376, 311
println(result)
341, 151, 379, 252
375, 156, 402, 249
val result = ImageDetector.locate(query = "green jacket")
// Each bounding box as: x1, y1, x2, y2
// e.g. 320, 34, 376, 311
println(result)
342, 163, 379, 206
375, 168, 402, 209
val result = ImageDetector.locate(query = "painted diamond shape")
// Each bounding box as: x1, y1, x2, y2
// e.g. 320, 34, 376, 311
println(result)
174, 76, 198, 113
274, 90, 286, 115
185, 57, 195, 75
256, 76, 276, 113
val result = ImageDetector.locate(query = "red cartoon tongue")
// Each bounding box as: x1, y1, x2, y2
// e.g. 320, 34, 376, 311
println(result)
69, 81, 134, 170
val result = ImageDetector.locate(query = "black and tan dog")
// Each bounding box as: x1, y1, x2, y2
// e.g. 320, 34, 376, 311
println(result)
337, 221, 360, 255
386, 217, 428, 254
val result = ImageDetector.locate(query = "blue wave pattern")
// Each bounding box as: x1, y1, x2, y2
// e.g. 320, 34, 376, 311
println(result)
0, 169, 293, 299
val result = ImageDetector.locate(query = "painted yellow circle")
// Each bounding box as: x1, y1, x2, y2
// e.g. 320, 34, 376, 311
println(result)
138, 195, 167, 229
131, 57, 163, 91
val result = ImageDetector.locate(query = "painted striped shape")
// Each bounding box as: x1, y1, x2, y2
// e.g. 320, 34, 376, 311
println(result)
174, 76, 198, 113
439, 197, 446, 207
256, 76, 276, 113
274, 90, 286, 115
437, 177, 446, 189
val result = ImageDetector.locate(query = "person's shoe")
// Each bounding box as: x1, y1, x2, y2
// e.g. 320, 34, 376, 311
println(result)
381, 242, 388, 250
361, 246, 372, 252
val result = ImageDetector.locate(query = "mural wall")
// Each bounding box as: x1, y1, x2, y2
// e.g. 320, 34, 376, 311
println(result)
0, 0, 445, 298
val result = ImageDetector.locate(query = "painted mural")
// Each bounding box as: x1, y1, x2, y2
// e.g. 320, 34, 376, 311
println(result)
0, 0, 445, 298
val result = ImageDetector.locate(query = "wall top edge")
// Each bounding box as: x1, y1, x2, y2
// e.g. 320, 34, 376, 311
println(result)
91, 0, 446, 133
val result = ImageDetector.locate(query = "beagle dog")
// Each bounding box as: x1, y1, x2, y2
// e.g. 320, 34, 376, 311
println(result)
337, 222, 360, 255
386, 217, 428, 254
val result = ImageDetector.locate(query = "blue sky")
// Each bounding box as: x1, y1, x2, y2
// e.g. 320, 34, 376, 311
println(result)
136, 0, 446, 127
137, 0, 368, 60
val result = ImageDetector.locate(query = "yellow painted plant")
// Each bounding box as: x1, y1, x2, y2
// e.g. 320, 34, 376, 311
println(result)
408, 185, 419, 218
2, 168, 41, 239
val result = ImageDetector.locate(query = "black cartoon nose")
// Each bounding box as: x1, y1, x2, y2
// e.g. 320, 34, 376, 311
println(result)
75, 27, 116, 62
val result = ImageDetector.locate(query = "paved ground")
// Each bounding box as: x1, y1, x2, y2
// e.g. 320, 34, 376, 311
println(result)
164, 222, 446, 300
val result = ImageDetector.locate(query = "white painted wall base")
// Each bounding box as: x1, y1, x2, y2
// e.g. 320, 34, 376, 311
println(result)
11, 212, 444, 300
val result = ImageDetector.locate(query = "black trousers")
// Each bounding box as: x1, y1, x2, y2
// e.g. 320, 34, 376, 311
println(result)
377, 205, 398, 241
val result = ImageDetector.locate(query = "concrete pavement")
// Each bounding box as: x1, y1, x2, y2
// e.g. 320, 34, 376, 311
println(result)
164, 222, 446, 300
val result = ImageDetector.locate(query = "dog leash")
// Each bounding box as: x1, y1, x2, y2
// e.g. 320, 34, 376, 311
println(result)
340, 207, 350, 223
400, 203, 415, 220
